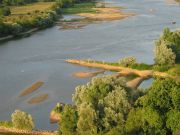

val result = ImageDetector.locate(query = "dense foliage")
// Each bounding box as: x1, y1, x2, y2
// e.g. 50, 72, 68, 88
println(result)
11, 110, 34, 130
0, 0, 90, 37
56, 76, 143, 135
126, 78, 180, 134
55, 75, 180, 135
154, 28, 180, 65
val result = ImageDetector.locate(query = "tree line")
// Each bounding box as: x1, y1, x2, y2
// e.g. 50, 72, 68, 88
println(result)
0, 0, 91, 37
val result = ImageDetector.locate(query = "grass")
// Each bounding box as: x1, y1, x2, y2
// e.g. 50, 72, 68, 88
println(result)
10, 2, 55, 15
84, 59, 153, 70
167, 64, 180, 76
0, 121, 13, 128
62, 2, 96, 14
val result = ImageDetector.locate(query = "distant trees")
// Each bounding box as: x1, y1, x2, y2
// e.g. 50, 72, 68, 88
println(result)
11, 110, 34, 130
1, 0, 37, 6
154, 28, 180, 65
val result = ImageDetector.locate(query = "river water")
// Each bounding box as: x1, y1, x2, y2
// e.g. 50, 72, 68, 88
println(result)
0, 0, 179, 130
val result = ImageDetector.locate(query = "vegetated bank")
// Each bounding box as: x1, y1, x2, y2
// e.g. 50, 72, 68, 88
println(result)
0, 0, 96, 41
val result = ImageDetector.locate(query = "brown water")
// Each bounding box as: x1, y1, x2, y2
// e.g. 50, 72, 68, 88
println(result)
0, 0, 180, 130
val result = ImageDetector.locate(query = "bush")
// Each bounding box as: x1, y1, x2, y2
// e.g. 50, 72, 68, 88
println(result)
118, 56, 137, 67
130, 63, 152, 70
0, 121, 13, 128
11, 110, 34, 130
0, 7, 11, 16
153, 65, 172, 72
154, 28, 180, 65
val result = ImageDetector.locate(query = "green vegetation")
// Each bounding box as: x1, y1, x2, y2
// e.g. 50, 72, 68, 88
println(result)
62, 2, 96, 14
55, 76, 143, 135
0, 121, 13, 128
126, 78, 180, 134
154, 28, 180, 65
0, 0, 96, 38
54, 76, 180, 135
0, 2, 61, 37
11, 110, 34, 130
0, 110, 34, 131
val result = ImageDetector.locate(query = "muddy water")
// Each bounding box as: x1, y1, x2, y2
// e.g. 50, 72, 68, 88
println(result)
0, 0, 180, 130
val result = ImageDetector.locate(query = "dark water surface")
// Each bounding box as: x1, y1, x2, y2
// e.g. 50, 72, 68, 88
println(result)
0, 0, 180, 130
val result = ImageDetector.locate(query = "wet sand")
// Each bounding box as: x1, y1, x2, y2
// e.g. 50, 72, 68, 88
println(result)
66, 59, 179, 82
59, 6, 134, 30
78, 7, 134, 21
19, 81, 44, 97
27, 93, 49, 104
73, 70, 105, 78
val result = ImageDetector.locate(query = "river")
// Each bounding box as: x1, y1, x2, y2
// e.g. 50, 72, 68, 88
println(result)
0, 0, 179, 130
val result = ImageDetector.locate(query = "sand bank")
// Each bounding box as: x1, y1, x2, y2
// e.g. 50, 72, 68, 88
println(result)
27, 93, 48, 104
73, 70, 105, 78
19, 81, 44, 97
78, 7, 134, 21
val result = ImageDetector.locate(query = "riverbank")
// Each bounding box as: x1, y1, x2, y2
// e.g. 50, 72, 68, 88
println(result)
78, 7, 134, 21
0, 1, 134, 41
66, 59, 179, 81
60, 3, 134, 30
166, 0, 180, 4
0, 126, 54, 135
0, 28, 39, 42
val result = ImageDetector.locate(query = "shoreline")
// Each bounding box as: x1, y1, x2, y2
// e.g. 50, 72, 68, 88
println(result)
0, 126, 54, 135
66, 59, 179, 81
0, 28, 39, 42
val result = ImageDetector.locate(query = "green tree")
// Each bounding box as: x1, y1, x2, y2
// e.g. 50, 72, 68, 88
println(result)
11, 110, 34, 130
154, 28, 180, 65
60, 105, 78, 135
126, 107, 166, 135
126, 78, 180, 134
72, 76, 135, 134
0, 7, 11, 16
155, 40, 176, 65
166, 110, 180, 133
77, 103, 98, 135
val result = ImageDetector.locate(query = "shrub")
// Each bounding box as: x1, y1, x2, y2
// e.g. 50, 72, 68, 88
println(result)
0, 7, 11, 16
154, 28, 180, 65
11, 110, 34, 130
0, 121, 13, 128
153, 65, 172, 72
118, 56, 137, 67
130, 63, 152, 70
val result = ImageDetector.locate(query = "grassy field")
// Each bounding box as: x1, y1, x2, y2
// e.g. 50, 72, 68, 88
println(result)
10, 2, 55, 15
62, 2, 96, 14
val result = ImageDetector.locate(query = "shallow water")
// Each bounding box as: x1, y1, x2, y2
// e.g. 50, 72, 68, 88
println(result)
0, 0, 180, 130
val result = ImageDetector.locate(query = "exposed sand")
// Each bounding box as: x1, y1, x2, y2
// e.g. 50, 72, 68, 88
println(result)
126, 77, 147, 89
59, 19, 94, 30
66, 59, 179, 82
27, 93, 48, 104
60, 6, 134, 30
73, 70, 105, 78
50, 110, 61, 124
19, 81, 44, 97
166, 0, 179, 4
0, 126, 54, 135
78, 8, 134, 21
